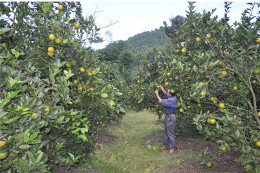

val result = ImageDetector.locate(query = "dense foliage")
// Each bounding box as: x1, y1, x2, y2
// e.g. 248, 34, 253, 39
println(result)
130, 2, 260, 172
0, 1, 259, 173
0, 2, 125, 172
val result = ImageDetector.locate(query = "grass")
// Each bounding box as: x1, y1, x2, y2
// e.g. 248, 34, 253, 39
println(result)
85, 111, 199, 173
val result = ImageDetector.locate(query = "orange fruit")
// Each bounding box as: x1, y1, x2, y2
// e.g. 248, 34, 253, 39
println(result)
48, 52, 54, 57
57, 5, 64, 11
49, 34, 55, 41
45, 107, 50, 112
48, 47, 54, 53
218, 103, 225, 109
206, 162, 212, 167
206, 34, 211, 39
0, 141, 6, 147
256, 141, 260, 147
37, 150, 42, 154
211, 119, 216, 124
55, 38, 62, 44
75, 23, 80, 29
220, 71, 227, 77
80, 68, 85, 73
196, 37, 201, 42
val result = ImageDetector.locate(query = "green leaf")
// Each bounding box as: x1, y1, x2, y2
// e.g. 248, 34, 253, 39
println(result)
101, 93, 108, 98
36, 152, 44, 163
68, 153, 75, 161
63, 39, 69, 43
0, 109, 8, 118
19, 144, 31, 150
0, 27, 11, 35
11, 49, 20, 58
29, 131, 39, 141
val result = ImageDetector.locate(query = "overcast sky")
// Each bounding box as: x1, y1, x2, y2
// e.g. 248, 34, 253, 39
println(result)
81, 1, 259, 49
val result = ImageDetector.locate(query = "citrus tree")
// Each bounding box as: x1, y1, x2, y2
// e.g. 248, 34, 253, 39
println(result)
0, 2, 125, 172
131, 2, 259, 172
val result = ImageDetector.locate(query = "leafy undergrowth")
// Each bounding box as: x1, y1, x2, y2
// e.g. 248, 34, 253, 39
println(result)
55, 111, 245, 173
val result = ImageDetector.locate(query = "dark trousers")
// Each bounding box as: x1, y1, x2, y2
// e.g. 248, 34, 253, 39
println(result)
163, 114, 176, 150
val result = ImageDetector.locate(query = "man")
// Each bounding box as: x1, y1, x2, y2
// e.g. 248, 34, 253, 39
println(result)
155, 85, 177, 154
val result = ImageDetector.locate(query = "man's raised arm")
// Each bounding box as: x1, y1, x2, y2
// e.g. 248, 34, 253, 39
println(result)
159, 85, 166, 94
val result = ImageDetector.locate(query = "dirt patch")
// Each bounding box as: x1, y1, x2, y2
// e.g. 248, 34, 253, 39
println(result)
96, 128, 118, 144
143, 129, 245, 173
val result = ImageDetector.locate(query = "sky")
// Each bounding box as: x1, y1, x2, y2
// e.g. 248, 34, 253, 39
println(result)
81, 1, 259, 49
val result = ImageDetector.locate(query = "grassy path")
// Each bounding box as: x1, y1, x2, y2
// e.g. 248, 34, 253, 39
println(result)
86, 111, 198, 173
82, 111, 244, 173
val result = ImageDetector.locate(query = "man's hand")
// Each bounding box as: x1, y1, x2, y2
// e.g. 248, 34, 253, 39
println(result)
159, 85, 166, 94
155, 90, 161, 103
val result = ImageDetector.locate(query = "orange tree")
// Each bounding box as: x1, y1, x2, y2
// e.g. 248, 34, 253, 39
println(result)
131, 2, 259, 172
0, 2, 125, 172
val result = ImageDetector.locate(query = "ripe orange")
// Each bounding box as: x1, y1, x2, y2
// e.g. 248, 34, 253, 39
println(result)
233, 86, 238, 91
220, 71, 227, 77
256, 141, 260, 147
206, 162, 212, 167
218, 103, 225, 109
206, 34, 211, 39
0, 141, 6, 147
55, 38, 62, 44
48, 52, 54, 57
196, 37, 201, 42
211, 119, 216, 124
75, 23, 80, 29
90, 87, 95, 92
78, 87, 83, 91
221, 146, 226, 151
256, 38, 260, 44
258, 112, 260, 117
45, 107, 50, 112
200, 91, 206, 96
205, 40, 209, 45
181, 48, 186, 53
210, 97, 215, 102
80, 68, 85, 73
37, 150, 42, 153
87, 72, 93, 76
49, 34, 56, 41
57, 5, 64, 11
48, 47, 54, 53
165, 82, 169, 86
179, 108, 184, 112
167, 72, 171, 76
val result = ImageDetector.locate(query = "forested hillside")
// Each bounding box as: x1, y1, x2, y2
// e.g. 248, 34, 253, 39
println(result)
127, 28, 169, 53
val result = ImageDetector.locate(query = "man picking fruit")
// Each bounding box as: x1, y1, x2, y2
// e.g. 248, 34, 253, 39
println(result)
155, 85, 177, 154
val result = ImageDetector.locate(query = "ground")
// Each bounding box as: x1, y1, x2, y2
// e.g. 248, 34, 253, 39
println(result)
55, 111, 245, 173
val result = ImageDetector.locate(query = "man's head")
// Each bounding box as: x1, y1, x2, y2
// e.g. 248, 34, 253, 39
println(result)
167, 89, 176, 97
